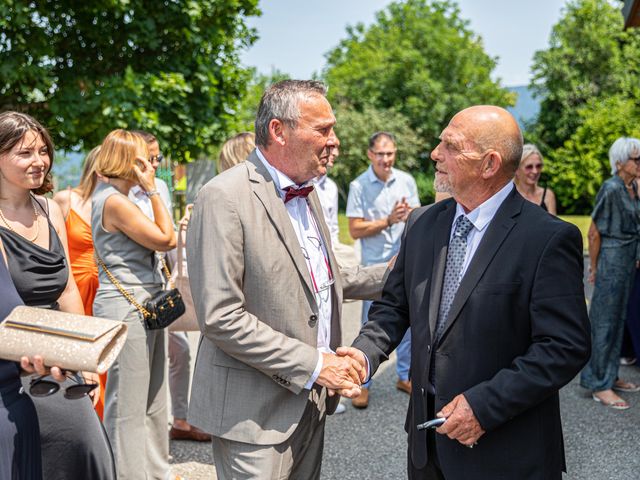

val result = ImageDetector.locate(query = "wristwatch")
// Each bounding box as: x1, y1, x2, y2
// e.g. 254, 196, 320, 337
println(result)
144, 189, 160, 198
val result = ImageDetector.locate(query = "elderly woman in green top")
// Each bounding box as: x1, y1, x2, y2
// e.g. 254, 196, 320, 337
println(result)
581, 137, 640, 410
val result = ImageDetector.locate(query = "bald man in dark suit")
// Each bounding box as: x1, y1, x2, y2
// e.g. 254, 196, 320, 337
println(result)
340, 106, 591, 479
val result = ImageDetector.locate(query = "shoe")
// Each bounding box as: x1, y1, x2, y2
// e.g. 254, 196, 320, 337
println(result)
612, 380, 640, 393
335, 402, 346, 414
352, 387, 369, 409
396, 379, 412, 395
620, 357, 637, 366
170, 425, 212, 442
592, 393, 630, 410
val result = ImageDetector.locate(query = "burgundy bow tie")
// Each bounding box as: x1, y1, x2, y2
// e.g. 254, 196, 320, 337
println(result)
284, 185, 314, 203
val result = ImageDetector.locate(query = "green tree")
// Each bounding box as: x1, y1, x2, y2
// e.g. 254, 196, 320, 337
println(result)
330, 104, 431, 206
229, 68, 290, 134
323, 0, 514, 157
530, 0, 640, 151
0, 0, 260, 160
528, 0, 640, 213
545, 96, 640, 214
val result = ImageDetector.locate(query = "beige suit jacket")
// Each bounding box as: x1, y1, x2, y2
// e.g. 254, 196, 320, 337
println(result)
186, 151, 386, 445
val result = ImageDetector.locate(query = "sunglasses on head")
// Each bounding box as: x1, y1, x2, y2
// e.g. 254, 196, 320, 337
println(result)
29, 372, 98, 400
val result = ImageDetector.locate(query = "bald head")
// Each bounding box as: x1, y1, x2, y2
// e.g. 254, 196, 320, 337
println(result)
452, 106, 523, 176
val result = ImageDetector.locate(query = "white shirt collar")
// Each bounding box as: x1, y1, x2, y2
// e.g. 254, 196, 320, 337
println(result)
453, 181, 514, 233
313, 175, 327, 188
366, 165, 395, 185
130, 185, 146, 198
256, 148, 312, 198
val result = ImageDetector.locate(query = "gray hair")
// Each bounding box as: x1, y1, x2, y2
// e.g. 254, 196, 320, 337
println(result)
254, 80, 328, 147
609, 137, 640, 175
521, 144, 543, 165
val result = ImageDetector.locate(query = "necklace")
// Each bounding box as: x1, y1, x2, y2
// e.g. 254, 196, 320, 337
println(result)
0, 198, 40, 242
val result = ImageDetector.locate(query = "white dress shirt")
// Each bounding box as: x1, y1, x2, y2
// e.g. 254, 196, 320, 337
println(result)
129, 178, 173, 221
256, 149, 333, 388
313, 174, 340, 243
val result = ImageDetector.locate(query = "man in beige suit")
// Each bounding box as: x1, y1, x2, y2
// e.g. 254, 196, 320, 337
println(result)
187, 80, 386, 479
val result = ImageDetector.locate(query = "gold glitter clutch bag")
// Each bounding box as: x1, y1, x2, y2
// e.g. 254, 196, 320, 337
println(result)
0, 306, 128, 374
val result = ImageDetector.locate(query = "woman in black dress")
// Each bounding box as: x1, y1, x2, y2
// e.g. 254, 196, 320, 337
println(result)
0, 111, 115, 479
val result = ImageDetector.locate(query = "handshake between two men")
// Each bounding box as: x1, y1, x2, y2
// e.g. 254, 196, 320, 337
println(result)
316, 347, 369, 398
315, 346, 486, 449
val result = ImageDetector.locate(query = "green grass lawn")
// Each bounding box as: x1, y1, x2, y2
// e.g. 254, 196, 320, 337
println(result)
559, 215, 591, 251
338, 213, 353, 245
339, 212, 591, 250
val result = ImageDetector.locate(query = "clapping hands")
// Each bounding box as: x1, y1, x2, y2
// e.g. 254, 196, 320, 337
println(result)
388, 197, 411, 226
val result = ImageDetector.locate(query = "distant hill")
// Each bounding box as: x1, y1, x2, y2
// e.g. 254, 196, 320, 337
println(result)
507, 85, 540, 131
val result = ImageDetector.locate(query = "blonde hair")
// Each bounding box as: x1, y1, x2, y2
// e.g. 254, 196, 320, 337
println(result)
95, 130, 149, 182
218, 132, 255, 172
77, 146, 101, 201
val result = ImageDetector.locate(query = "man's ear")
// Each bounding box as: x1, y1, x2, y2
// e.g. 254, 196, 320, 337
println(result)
366, 149, 375, 163
481, 151, 503, 179
269, 119, 286, 147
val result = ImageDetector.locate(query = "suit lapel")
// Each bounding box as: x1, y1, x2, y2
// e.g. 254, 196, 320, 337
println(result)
427, 201, 456, 340
246, 153, 315, 298
439, 189, 523, 341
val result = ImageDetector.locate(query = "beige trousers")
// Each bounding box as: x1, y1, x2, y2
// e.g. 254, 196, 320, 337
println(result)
212, 387, 327, 480
96, 286, 169, 480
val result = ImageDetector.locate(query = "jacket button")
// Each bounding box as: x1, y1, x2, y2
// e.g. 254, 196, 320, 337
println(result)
421, 388, 425, 396
309, 314, 318, 326
426, 345, 431, 353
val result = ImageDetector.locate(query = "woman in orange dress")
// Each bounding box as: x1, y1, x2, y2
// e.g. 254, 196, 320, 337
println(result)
53, 146, 106, 418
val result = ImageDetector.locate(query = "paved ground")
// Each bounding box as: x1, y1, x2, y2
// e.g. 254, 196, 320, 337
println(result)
169, 253, 640, 479
169, 297, 640, 479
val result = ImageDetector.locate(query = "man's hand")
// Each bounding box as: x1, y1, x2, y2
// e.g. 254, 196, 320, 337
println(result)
20, 355, 66, 381
316, 352, 365, 398
436, 394, 485, 447
387, 199, 410, 226
334, 346, 368, 397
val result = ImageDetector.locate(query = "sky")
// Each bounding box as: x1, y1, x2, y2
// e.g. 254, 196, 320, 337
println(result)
240, 0, 569, 87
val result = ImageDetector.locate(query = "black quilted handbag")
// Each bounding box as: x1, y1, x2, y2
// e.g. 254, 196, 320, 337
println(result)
143, 288, 186, 330
96, 255, 185, 330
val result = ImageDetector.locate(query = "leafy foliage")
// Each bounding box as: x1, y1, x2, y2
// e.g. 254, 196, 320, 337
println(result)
323, 0, 514, 156
545, 96, 640, 214
530, 0, 640, 151
0, 0, 260, 160
229, 68, 290, 135
330, 103, 432, 206
528, 0, 640, 213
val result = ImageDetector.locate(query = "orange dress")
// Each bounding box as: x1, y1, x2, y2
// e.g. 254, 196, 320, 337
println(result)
65, 208, 106, 419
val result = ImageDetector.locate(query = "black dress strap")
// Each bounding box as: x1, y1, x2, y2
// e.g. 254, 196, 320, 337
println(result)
540, 187, 548, 212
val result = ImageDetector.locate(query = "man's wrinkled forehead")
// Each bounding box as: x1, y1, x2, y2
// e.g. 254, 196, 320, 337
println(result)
439, 124, 469, 151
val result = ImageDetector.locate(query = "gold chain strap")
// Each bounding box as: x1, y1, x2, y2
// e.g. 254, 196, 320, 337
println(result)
95, 254, 152, 319
160, 257, 174, 289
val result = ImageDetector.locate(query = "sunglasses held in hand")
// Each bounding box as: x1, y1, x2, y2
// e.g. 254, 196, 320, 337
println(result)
29, 372, 98, 400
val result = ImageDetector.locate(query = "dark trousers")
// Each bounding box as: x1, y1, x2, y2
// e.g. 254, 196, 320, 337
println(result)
408, 394, 445, 480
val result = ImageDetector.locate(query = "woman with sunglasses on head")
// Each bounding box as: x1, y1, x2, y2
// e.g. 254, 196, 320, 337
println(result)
0, 111, 115, 479
581, 137, 640, 410
92, 129, 176, 480
514, 143, 557, 215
